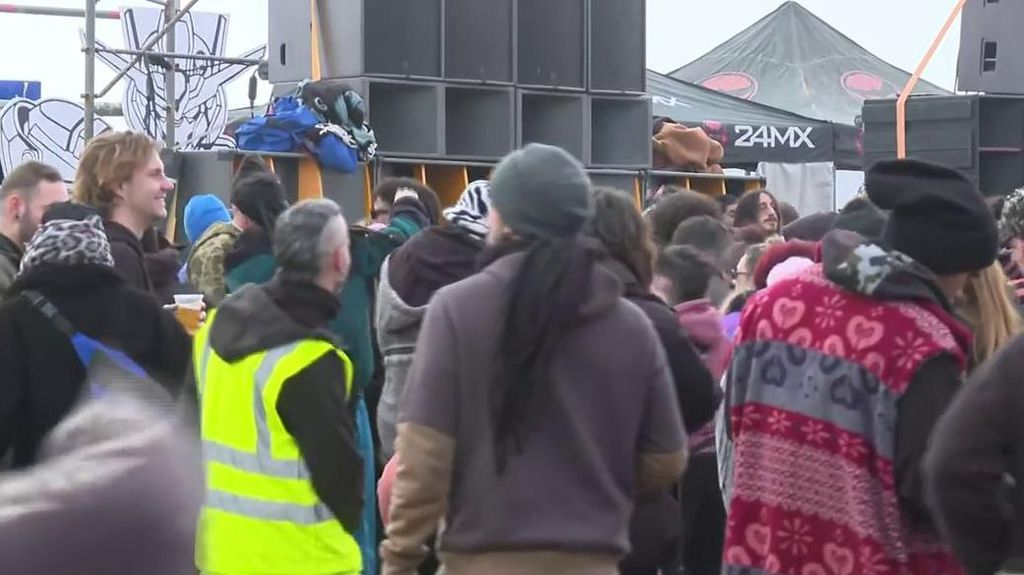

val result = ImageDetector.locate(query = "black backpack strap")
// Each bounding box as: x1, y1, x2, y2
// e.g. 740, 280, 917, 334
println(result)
22, 290, 76, 337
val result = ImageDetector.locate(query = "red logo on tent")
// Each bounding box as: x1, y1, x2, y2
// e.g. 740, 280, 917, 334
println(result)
701, 72, 758, 100
842, 71, 898, 101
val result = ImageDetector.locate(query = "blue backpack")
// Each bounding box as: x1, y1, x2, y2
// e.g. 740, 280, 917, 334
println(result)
24, 291, 157, 402
236, 96, 321, 153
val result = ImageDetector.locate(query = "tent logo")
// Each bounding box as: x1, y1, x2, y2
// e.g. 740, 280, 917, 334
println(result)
700, 72, 758, 100
842, 71, 899, 101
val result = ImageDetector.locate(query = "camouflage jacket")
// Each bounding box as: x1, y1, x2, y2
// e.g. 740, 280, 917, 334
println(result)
186, 222, 240, 306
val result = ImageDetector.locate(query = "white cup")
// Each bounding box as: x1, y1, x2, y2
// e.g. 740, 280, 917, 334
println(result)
173, 294, 204, 310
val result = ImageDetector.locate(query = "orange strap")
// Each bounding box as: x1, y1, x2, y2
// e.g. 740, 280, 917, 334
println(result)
897, 0, 966, 158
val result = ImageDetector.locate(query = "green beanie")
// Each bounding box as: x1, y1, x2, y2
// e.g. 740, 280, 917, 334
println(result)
489, 144, 594, 238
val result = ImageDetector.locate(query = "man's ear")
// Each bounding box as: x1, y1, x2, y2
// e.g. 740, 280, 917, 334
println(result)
4, 194, 23, 219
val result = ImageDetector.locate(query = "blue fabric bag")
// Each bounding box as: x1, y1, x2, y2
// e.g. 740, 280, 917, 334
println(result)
236, 96, 320, 153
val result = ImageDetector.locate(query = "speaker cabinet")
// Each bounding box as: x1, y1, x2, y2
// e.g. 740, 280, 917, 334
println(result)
269, 0, 442, 82
518, 90, 588, 161
957, 0, 1024, 94
589, 0, 646, 93
863, 94, 1024, 195
445, 0, 514, 83
517, 0, 586, 89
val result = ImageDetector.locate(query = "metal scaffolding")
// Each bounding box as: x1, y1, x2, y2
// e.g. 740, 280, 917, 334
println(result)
0, 1, 265, 146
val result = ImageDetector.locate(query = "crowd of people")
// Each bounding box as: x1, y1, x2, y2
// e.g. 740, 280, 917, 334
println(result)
2, 130, 1024, 575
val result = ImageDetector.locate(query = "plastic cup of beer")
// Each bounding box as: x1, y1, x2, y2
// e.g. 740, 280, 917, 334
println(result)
173, 294, 204, 334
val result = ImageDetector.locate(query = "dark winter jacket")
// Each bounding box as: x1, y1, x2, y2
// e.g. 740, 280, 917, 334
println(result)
604, 259, 718, 433
0, 232, 20, 298
141, 228, 188, 304
925, 334, 1024, 575
188, 277, 364, 531
376, 225, 485, 459
603, 259, 716, 575
0, 263, 191, 468
0, 397, 201, 575
722, 230, 970, 575
103, 220, 154, 294
382, 251, 687, 574
224, 227, 276, 294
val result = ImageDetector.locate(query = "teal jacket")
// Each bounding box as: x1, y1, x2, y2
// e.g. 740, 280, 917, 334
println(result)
224, 254, 276, 295
329, 212, 424, 395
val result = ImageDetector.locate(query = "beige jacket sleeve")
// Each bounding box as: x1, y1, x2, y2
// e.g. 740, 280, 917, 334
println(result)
380, 423, 455, 575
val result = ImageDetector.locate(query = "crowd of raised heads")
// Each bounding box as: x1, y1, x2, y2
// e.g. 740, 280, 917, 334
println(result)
2, 130, 1024, 575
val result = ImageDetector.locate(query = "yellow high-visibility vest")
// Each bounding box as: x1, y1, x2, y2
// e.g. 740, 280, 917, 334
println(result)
193, 311, 362, 575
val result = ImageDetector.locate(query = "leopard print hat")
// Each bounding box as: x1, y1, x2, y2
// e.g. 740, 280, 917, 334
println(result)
20, 215, 115, 274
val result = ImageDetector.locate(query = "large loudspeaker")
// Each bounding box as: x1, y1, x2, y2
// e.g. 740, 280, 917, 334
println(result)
863, 94, 1024, 195
957, 0, 1024, 94
445, 0, 513, 83
517, 0, 586, 89
589, 0, 645, 93
268, 0, 442, 83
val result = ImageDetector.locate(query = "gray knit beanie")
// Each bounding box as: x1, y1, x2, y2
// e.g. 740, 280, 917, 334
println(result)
489, 144, 594, 238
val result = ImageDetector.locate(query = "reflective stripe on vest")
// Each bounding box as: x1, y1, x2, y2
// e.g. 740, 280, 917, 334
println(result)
193, 310, 360, 574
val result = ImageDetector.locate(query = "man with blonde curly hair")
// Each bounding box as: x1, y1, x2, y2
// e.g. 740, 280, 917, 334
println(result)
74, 131, 174, 293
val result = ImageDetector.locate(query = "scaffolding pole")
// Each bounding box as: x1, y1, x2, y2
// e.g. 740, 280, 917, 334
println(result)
76, 0, 265, 144
164, 0, 177, 148
94, 46, 263, 65
84, 0, 96, 140
0, 4, 120, 19
93, 0, 200, 99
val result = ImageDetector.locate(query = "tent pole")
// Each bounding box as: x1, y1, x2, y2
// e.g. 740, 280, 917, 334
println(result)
897, 0, 966, 159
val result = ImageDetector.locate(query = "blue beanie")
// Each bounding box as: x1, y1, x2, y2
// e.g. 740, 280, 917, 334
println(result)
183, 194, 231, 243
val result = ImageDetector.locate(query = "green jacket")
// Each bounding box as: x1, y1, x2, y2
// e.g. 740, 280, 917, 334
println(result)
329, 214, 424, 395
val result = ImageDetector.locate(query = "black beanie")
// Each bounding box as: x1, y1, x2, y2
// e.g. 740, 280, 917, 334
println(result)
834, 197, 887, 239
866, 159, 998, 275
230, 172, 289, 233
783, 212, 838, 242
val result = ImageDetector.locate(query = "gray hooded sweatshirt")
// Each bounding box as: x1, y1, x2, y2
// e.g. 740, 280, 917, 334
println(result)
376, 257, 429, 461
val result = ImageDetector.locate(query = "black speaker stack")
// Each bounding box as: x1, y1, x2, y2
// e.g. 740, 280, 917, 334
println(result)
863, 0, 1024, 195
267, 0, 651, 169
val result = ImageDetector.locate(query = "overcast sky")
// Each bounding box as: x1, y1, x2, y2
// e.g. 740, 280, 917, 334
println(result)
0, 0, 960, 108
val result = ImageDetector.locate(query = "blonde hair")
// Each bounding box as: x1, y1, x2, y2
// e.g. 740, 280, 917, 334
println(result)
960, 263, 1024, 366
73, 131, 160, 217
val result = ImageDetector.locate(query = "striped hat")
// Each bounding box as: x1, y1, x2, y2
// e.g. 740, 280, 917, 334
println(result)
443, 180, 492, 240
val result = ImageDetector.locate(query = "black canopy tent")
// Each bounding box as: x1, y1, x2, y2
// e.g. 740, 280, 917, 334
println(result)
647, 69, 835, 167
668, 1, 950, 170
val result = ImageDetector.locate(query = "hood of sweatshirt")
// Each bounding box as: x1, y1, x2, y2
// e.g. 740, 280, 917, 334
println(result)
386, 225, 484, 309
674, 298, 726, 351
378, 257, 427, 335
821, 229, 953, 310
208, 279, 340, 362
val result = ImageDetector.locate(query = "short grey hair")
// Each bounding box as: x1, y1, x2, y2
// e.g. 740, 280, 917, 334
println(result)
273, 199, 348, 282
